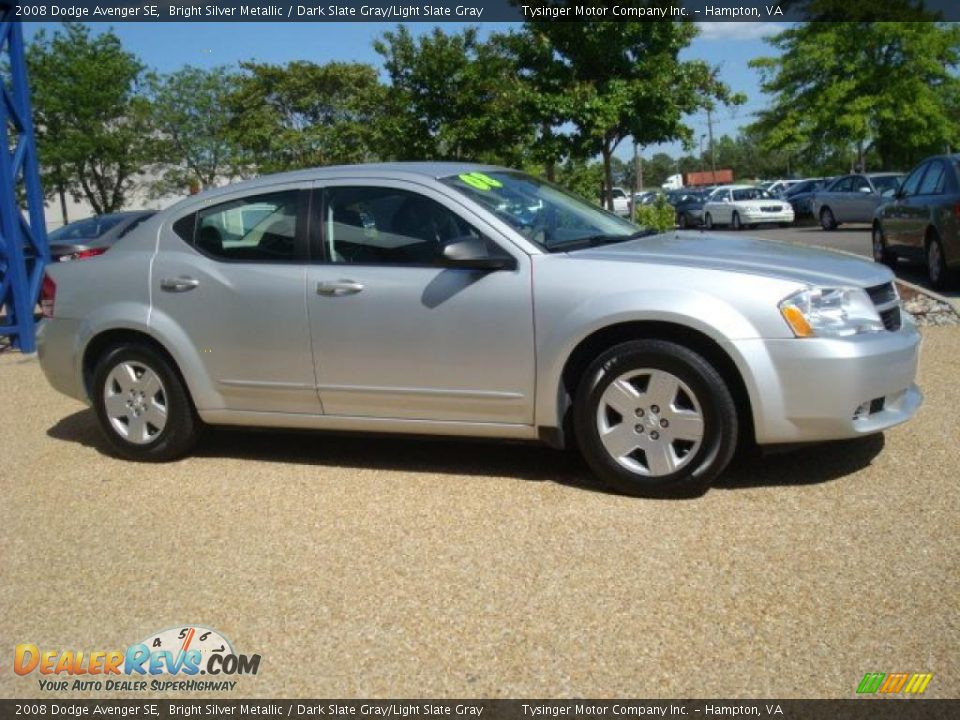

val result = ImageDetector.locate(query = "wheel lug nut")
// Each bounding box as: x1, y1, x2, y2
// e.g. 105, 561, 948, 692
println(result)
660, 419, 669, 428
635, 408, 644, 417
651, 405, 660, 413
650, 431, 660, 440
634, 424, 644, 434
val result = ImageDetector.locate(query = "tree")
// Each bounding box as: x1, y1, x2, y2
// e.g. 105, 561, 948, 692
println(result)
749, 21, 960, 171
373, 26, 536, 166
227, 61, 385, 173
516, 17, 744, 210
148, 66, 245, 195
27, 24, 157, 218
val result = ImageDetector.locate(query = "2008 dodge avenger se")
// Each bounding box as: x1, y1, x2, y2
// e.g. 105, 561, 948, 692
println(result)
37, 163, 923, 497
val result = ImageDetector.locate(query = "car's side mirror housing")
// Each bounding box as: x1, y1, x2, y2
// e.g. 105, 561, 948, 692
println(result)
441, 238, 517, 271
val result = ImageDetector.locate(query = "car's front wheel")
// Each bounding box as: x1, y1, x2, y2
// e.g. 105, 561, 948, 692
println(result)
927, 234, 952, 290
573, 340, 739, 498
731, 211, 742, 230
704, 213, 714, 230
92, 343, 200, 462
872, 222, 897, 269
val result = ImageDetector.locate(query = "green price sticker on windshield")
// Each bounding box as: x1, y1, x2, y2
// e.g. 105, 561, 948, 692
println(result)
458, 172, 503, 191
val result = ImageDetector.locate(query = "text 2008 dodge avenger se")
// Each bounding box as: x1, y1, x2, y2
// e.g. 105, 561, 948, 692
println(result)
37, 164, 922, 497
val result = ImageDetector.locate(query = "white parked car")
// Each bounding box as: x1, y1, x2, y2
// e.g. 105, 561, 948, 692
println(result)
600, 186, 632, 217
702, 185, 796, 230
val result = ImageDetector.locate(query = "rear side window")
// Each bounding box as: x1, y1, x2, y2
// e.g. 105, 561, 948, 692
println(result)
174, 191, 301, 262
829, 177, 852, 192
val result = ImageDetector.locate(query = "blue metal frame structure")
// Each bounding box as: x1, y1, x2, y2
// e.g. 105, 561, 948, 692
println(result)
0, 7, 48, 352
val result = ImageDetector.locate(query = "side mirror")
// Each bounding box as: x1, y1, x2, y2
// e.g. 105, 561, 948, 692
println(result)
441, 237, 516, 271
859, 186, 873, 193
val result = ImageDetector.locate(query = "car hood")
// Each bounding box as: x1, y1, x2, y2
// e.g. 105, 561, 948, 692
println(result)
568, 231, 892, 287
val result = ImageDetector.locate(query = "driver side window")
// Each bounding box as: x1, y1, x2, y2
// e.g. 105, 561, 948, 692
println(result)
323, 187, 497, 266
900, 164, 928, 197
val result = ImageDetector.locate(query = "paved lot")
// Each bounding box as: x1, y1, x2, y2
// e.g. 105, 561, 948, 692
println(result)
709, 223, 960, 306
1, 327, 958, 699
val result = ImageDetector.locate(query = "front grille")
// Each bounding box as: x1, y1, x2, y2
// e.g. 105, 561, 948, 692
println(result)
760, 205, 783, 212
866, 282, 902, 331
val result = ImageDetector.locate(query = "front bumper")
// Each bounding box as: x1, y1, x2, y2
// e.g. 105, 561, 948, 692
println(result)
742, 210, 794, 224
732, 318, 923, 444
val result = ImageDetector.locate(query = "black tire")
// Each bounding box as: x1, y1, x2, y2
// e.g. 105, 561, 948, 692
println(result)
677, 213, 688, 229
92, 343, 200, 462
573, 340, 739, 498
926, 234, 953, 291
872, 222, 897, 269
731, 211, 742, 231
820, 207, 837, 230
704, 213, 714, 230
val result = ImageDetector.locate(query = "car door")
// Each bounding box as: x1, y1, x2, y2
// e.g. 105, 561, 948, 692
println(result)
847, 175, 876, 222
304, 179, 536, 425
151, 184, 319, 414
886, 163, 928, 251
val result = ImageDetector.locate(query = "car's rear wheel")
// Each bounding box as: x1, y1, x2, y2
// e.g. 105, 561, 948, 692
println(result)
731, 211, 742, 230
573, 340, 739, 498
820, 207, 837, 230
92, 344, 200, 462
704, 213, 713, 230
872, 223, 897, 269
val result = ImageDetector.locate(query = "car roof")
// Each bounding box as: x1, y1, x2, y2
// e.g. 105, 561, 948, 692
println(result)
167, 162, 505, 211
712, 184, 758, 191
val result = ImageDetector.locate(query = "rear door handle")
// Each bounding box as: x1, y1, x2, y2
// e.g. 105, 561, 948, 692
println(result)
160, 276, 200, 292
317, 280, 364, 297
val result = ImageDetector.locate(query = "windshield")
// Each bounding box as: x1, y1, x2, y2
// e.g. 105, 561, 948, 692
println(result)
732, 188, 775, 201
48, 214, 127, 243
440, 171, 644, 251
872, 175, 904, 194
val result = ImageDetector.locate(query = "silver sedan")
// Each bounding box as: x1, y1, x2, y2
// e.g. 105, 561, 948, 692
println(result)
812, 173, 904, 229
37, 163, 922, 497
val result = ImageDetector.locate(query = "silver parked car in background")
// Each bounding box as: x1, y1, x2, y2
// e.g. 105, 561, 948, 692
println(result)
47, 211, 156, 262
811, 173, 904, 229
37, 163, 922, 497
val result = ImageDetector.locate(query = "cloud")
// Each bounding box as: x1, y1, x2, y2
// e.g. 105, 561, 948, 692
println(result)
696, 22, 784, 41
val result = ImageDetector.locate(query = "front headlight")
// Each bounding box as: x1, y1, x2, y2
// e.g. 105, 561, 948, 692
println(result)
779, 287, 884, 338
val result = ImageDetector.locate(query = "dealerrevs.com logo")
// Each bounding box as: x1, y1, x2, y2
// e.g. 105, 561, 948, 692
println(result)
14, 625, 261, 692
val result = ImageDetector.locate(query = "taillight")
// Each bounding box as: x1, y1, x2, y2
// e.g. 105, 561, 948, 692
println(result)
40, 274, 56, 318
954, 201, 960, 221
59, 247, 108, 262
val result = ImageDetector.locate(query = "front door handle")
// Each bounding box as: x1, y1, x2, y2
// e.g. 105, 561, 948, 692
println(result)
317, 280, 364, 297
160, 276, 200, 292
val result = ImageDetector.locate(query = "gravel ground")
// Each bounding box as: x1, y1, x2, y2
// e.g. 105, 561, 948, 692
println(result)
1, 329, 958, 700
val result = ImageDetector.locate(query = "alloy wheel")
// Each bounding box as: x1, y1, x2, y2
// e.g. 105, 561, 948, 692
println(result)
103, 361, 168, 444
595, 368, 705, 477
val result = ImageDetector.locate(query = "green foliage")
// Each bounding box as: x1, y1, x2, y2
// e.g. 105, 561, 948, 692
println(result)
514, 20, 744, 208
554, 159, 605, 202
148, 66, 245, 195
373, 26, 535, 165
634, 194, 676, 233
749, 21, 960, 171
226, 60, 385, 173
27, 24, 158, 214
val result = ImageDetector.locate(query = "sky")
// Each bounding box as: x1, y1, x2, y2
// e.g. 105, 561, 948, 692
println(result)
25, 20, 786, 163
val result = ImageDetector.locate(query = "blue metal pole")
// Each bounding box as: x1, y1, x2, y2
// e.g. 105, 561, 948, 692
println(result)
0, 9, 48, 353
